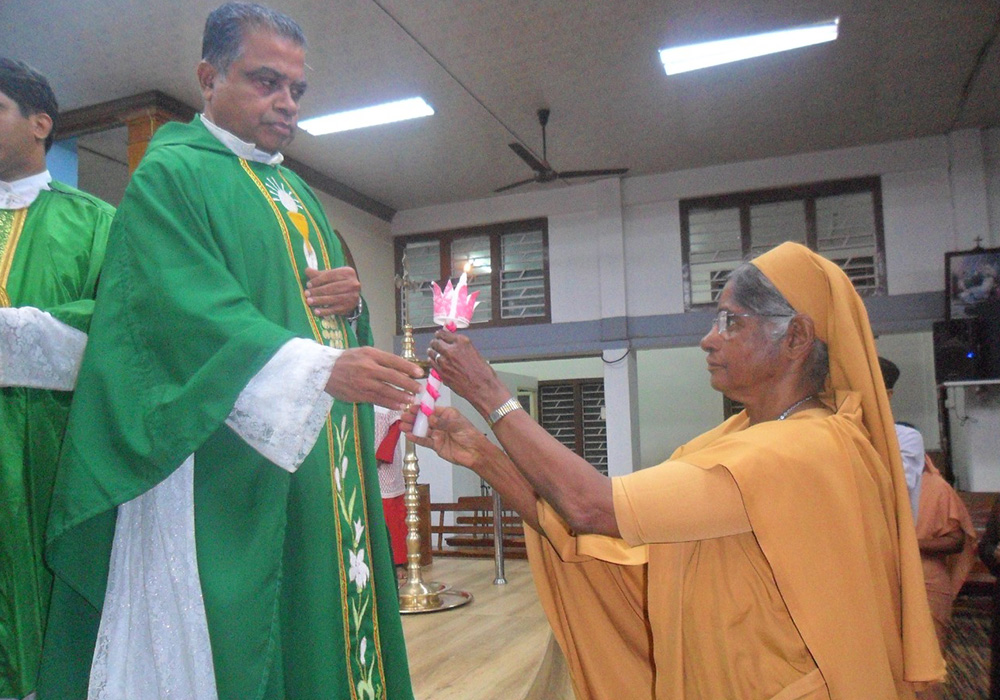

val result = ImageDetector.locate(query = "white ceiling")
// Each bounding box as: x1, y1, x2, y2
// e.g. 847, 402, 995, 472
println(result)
2, 0, 998, 217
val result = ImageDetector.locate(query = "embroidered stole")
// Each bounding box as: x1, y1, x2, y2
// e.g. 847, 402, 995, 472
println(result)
240, 160, 388, 700
0, 207, 27, 308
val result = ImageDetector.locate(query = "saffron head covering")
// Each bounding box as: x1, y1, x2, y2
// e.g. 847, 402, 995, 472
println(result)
752, 241, 944, 683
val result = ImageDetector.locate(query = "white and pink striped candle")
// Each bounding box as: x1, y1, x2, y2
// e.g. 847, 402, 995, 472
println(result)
412, 272, 480, 438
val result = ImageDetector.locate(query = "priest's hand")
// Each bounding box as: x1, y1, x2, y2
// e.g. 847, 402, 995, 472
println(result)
428, 330, 508, 418
305, 266, 361, 317
401, 404, 491, 470
326, 347, 422, 410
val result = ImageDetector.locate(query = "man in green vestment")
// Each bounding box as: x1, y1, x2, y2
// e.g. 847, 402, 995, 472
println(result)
36, 5, 422, 699
0, 58, 113, 700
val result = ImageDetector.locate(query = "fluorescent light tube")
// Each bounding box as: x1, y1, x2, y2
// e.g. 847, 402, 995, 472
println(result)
660, 18, 839, 76
299, 97, 434, 135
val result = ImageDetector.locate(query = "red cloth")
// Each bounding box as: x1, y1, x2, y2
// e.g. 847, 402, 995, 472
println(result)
382, 495, 407, 566
376, 420, 401, 463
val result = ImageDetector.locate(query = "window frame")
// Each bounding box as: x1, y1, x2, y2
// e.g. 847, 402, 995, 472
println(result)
679, 176, 887, 310
538, 378, 608, 475
394, 217, 551, 332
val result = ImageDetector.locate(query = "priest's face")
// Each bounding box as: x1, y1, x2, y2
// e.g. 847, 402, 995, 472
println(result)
198, 29, 307, 154
0, 89, 51, 182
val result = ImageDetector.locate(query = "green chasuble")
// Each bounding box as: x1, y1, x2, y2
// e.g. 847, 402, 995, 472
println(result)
38, 119, 413, 700
0, 183, 112, 698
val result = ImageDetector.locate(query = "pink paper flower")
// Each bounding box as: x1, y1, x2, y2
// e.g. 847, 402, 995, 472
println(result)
432, 272, 480, 330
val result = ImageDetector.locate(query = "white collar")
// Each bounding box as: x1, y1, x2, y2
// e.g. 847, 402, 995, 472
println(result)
0, 170, 52, 210
198, 114, 284, 166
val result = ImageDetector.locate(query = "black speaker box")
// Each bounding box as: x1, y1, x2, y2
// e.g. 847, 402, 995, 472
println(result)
977, 296, 1000, 379
933, 319, 983, 383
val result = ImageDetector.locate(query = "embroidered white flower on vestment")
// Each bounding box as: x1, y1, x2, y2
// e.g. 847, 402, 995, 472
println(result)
354, 518, 364, 546
349, 548, 370, 592
359, 636, 368, 665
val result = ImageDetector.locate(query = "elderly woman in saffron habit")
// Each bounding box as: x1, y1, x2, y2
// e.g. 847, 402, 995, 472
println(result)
403, 242, 943, 700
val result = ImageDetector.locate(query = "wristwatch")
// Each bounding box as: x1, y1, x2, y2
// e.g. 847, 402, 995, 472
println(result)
347, 297, 364, 323
486, 397, 522, 428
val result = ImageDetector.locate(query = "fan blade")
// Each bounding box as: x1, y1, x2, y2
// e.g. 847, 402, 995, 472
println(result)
494, 176, 540, 193
508, 143, 550, 174
557, 168, 629, 179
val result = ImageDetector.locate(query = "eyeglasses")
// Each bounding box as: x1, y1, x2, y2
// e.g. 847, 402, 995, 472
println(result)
710, 309, 794, 337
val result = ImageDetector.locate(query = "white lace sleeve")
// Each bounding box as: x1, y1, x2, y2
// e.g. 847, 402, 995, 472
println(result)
0, 307, 87, 390
226, 337, 341, 473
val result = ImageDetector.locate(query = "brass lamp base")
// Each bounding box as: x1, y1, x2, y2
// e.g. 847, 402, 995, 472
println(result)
398, 581, 473, 614
396, 322, 472, 614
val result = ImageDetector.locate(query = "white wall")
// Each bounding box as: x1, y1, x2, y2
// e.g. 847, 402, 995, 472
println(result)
77, 147, 131, 207
390, 127, 1000, 476
946, 384, 1000, 491
986, 128, 1000, 246
313, 190, 396, 352
875, 332, 940, 449
396, 130, 999, 326
623, 134, 973, 311
394, 178, 624, 324
501, 339, 942, 470
498, 356, 605, 381
636, 347, 721, 468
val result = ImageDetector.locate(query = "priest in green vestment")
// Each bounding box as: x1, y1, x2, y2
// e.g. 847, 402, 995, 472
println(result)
0, 59, 113, 700
36, 5, 422, 700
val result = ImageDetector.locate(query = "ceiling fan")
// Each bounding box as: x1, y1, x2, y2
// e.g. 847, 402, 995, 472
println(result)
495, 109, 629, 193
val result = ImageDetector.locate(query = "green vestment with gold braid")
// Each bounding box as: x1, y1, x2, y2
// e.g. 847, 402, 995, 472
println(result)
0, 182, 112, 698
37, 119, 413, 700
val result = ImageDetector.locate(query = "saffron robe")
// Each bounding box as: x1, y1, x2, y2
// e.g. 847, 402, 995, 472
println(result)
528, 393, 933, 699
916, 457, 977, 644
37, 119, 412, 700
526, 242, 941, 699
0, 182, 112, 698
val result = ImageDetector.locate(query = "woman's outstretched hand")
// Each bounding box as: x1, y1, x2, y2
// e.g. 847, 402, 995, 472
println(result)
426, 330, 508, 416
401, 403, 492, 470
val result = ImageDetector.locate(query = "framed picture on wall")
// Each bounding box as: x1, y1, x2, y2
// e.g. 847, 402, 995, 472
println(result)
945, 246, 1000, 320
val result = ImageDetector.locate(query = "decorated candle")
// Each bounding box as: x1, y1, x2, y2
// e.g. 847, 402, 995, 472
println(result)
412, 273, 480, 437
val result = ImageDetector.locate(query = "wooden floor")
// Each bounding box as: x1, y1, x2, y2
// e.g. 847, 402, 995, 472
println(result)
400, 558, 575, 700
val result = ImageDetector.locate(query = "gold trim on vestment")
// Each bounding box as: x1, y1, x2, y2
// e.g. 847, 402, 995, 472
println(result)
352, 404, 390, 695
239, 160, 324, 341
240, 159, 385, 698
0, 208, 28, 308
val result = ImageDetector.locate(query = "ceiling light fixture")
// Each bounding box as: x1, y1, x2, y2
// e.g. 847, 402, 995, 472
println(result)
299, 97, 434, 135
659, 17, 839, 76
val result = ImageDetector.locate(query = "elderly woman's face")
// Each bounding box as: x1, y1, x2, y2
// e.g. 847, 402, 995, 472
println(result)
699, 285, 784, 402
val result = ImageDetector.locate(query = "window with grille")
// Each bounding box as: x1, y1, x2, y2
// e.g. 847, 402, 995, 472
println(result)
395, 218, 550, 331
538, 379, 608, 475
680, 177, 886, 309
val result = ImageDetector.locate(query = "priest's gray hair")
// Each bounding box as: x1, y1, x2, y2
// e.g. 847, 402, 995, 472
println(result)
728, 261, 830, 389
202, 2, 306, 75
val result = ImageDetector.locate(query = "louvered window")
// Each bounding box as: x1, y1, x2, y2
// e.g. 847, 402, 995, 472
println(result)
815, 191, 881, 293
450, 235, 493, 321
687, 207, 742, 307
681, 177, 886, 308
395, 218, 550, 330
501, 231, 547, 319
538, 379, 608, 475
399, 239, 440, 330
